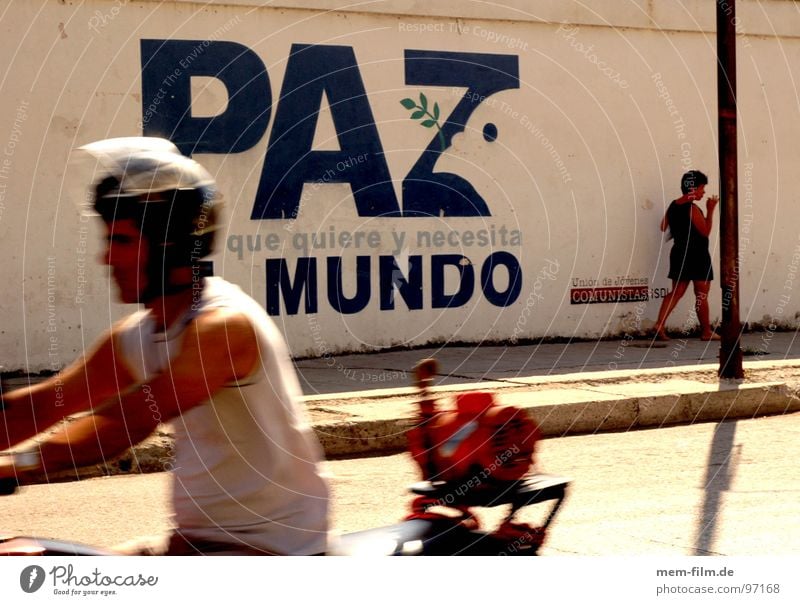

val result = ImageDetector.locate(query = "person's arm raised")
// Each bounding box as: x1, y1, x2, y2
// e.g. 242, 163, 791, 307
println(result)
1, 309, 258, 482
0, 331, 133, 452
691, 195, 719, 237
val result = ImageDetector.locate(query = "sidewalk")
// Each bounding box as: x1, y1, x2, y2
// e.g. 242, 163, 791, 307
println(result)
295, 329, 800, 396
297, 330, 800, 456
11, 330, 800, 481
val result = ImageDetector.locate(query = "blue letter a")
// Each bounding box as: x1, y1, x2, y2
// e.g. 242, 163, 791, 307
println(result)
252, 44, 400, 219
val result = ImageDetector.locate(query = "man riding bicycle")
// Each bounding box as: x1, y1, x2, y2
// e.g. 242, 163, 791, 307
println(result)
0, 138, 329, 555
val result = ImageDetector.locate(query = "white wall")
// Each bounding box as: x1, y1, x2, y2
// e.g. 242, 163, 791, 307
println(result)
0, 0, 798, 369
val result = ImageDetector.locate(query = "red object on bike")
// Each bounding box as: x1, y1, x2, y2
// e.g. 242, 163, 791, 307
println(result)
407, 391, 539, 484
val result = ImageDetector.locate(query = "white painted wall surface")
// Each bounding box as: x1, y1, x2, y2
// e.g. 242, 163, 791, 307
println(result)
0, 0, 798, 369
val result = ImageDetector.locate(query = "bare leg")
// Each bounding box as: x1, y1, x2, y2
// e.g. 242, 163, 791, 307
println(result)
694, 281, 719, 340
654, 280, 690, 340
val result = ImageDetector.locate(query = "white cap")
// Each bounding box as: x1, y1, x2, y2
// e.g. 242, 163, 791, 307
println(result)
79, 137, 215, 197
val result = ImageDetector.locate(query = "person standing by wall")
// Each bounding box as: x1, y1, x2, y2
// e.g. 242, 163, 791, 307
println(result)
653, 170, 720, 341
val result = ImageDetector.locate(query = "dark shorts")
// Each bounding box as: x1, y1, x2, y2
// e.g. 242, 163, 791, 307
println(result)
668, 245, 713, 282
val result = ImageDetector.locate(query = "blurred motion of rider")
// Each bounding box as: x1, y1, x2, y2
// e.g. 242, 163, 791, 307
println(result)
0, 138, 329, 555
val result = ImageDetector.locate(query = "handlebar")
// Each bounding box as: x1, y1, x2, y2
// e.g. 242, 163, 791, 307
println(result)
0, 477, 18, 495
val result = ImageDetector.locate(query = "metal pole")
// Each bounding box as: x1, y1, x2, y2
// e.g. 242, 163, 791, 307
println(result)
716, 0, 744, 378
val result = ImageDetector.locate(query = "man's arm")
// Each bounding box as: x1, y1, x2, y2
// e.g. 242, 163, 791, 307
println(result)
0, 331, 134, 452
1, 309, 258, 482
14, 398, 159, 483
114, 308, 258, 422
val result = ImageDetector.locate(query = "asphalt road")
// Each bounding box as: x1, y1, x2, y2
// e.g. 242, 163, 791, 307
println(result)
1, 412, 798, 555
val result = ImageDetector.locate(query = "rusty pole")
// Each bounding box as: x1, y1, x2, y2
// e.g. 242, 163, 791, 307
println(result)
716, 0, 744, 378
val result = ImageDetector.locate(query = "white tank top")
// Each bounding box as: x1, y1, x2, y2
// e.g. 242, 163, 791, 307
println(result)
114, 277, 329, 554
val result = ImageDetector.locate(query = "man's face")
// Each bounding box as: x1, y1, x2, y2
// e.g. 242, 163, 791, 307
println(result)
101, 218, 149, 304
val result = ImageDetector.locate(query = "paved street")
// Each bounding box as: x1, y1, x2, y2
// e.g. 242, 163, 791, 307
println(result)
4, 331, 800, 485
2, 412, 798, 555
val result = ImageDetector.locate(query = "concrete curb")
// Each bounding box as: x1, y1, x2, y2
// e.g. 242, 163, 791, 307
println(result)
28, 368, 800, 484
314, 380, 799, 457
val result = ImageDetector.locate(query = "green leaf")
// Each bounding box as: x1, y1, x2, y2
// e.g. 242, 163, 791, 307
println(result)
419, 92, 428, 111
421, 119, 437, 128
433, 103, 440, 120
400, 98, 416, 110
411, 110, 426, 120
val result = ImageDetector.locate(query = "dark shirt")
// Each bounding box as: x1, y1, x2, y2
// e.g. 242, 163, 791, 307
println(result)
665, 200, 713, 282
667, 200, 707, 254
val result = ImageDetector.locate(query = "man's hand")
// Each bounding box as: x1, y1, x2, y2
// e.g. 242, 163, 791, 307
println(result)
707, 194, 719, 213
0, 451, 38, 491
0, 454, 16, 481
